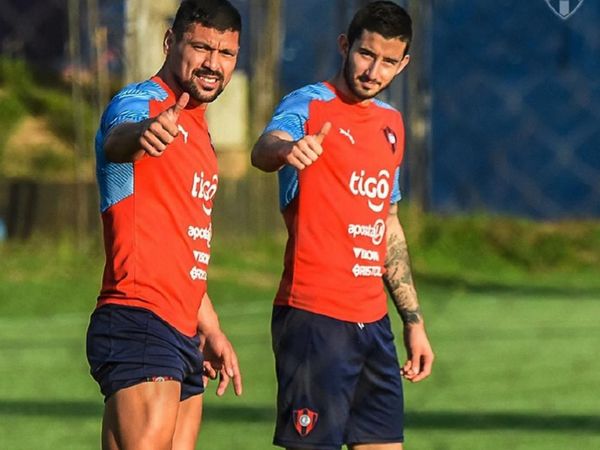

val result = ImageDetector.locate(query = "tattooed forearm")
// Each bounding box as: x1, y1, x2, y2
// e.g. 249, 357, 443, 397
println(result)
383, 222, 423, 325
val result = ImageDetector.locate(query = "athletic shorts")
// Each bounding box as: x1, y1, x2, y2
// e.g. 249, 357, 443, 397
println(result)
271, 306, 404, 450
86, 304, 204, 401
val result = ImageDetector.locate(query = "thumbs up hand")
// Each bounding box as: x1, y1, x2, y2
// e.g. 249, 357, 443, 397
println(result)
283, 122, 331, 170
139, 92, 190, 157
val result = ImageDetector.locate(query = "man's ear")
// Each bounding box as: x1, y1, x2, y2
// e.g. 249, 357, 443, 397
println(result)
396, 54, 410, 75
337, 34, 350, 58
163, 29, 175, 55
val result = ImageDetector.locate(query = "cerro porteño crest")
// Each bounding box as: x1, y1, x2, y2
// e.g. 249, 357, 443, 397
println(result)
545, 0, 585, 20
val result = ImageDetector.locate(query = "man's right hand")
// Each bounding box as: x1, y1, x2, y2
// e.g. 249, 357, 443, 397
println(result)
139, 92, 190, 157
281, 121, 331, 170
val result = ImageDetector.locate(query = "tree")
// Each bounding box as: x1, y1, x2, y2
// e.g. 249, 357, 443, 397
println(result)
249, 0, 284, 139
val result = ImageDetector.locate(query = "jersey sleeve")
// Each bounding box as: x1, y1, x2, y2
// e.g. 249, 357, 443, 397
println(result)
264, 83, 337, 211
263, 91, 311, 210
100, 80, 168, 136
263, 90, 311, 141
390, 167, 402, 204
95, 80, 168, 212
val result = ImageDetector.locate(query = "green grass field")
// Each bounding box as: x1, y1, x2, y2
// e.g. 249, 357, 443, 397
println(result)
1, 231, 599, 449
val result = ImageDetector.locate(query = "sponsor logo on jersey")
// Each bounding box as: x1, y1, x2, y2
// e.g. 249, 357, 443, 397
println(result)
177, 124, 189, 143
293, 408, 319, 437
352, 264, 383, 278
191, 172, 218, 216
189, 266, 208, 281
193, 250, 210, 265
187, 224, 212, 246
383, 126, 397, 153
348, 169, 390, 213
347, 219, 386, 245
339, 127, 355, 144
353, 247, 380, 262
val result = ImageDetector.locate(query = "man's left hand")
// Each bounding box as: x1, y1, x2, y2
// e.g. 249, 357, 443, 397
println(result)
401, 323, 434, 383
201, 331, 243, 396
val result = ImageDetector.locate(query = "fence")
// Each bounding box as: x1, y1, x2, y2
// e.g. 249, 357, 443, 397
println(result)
0, 173, 283, 241
429, 0, 600, 218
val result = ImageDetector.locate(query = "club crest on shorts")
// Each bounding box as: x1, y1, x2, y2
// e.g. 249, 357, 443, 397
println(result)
545, 0, 585, 20
293, 408, 319, 436
383, 126, 397, 153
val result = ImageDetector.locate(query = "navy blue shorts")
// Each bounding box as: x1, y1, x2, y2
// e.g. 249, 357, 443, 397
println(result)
86, 304, 204, 401
271, 306, 404, 449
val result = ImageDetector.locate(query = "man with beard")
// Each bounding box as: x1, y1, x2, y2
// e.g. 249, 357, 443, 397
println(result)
86, 1, 242, 449
251, 2, 434, 449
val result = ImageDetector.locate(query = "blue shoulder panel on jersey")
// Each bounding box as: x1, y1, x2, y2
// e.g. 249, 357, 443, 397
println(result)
390, 167, 402, 204
265, 83, 336, 210
373, 98, 397, 111
96, 80, 168, 212
373, 99, 402, 203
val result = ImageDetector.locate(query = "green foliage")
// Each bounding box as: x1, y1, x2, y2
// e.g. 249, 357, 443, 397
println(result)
0, 57, 96, 178
404, 211, 600, 282
1, 58, 96, 142
0, 87, 27, 161
30, 145, 74, 175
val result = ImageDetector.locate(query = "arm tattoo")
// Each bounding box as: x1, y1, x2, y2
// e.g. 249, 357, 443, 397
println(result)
383, 226, 423, 325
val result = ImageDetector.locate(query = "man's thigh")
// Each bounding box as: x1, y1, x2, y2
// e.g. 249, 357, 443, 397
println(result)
172, 393, 204, 450
88, 305, 206, 449
350, 444, 403, 450
271, 307, 365, 449
86, 304, 204, 401
272, 309, 405, 450
103, 380, 182, 450
345, 316, 404, 447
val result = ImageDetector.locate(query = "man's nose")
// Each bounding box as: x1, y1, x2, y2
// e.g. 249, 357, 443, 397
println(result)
202, 51, 219, 70
366, 59, 382, 79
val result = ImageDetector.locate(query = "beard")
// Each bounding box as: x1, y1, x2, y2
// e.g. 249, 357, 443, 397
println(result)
177, 68, 225, 104
343, 59, 388, 101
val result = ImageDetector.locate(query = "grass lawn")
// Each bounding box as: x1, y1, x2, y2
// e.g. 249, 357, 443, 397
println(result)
0, 234, 599, 449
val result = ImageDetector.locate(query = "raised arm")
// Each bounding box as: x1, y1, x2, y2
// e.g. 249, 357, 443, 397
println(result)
104, 93, 189, 163
383, 203, 434, 382
251, 122, 331, 172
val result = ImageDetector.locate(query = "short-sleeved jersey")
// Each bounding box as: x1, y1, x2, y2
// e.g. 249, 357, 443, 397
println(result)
264, 82, 405, 323
95, 76, 218, 337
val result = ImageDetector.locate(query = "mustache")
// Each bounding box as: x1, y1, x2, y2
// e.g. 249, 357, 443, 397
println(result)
357, 73, 379, 84
193, 68, 224, 81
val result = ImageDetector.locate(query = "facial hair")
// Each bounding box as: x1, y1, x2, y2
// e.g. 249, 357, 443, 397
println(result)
343, 58, 388, 101
177, 68, 225, 104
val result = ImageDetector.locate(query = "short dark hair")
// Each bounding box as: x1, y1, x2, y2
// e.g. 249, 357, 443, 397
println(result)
347, 1, 412, 54
172, 0, 242, 40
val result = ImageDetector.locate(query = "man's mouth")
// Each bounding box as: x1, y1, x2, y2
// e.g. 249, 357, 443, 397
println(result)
193, 71, 223, 89
358, 76, 379, 89
199, 75, 219, 85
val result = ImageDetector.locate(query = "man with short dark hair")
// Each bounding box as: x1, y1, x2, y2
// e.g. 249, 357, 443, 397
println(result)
251, 2, 434, 449
86, 1, 243, 449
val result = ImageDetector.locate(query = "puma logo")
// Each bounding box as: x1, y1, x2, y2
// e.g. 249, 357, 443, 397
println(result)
339, 128, 355, 145
178, 125, 189, 144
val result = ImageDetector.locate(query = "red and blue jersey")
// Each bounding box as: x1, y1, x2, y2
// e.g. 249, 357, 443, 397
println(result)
264, 82, 405, 323
95, 76, 218, 337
